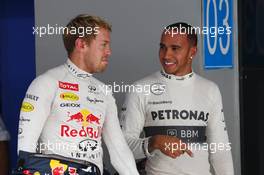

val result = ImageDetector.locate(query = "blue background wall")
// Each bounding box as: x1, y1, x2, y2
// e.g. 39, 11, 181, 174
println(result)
0, 0, 35, 171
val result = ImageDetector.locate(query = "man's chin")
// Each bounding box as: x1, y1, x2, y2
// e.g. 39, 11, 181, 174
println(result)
163, 68, 176, 75
96, 66, 107, 73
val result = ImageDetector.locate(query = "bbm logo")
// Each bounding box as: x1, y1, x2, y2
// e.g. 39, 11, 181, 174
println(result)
167, 129, 177, 136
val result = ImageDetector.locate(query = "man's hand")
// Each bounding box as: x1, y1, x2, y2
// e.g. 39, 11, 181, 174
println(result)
148, 135, 193, 159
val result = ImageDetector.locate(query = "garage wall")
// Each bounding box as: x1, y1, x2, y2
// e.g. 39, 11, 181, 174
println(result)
35, 0, 240, 174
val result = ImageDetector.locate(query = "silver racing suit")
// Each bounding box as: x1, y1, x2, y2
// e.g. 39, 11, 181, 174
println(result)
121, 70, 234, 175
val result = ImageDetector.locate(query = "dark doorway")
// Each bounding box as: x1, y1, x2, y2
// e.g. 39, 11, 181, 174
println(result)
239, 0, 264, 174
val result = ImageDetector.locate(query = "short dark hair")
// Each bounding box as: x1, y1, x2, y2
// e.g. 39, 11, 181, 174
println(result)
164, 22, 198, 47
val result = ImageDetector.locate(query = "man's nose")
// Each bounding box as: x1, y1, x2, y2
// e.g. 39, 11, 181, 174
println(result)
105, 47, 111, 57
164, 48, 173, 59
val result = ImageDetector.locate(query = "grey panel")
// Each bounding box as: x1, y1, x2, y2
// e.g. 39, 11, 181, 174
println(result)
35, 0, 240, 174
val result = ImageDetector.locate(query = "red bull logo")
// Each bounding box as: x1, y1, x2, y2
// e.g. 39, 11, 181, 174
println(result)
86, 113, 100, 125
61, 125, 102, 139
67, 112, 84, 122
50, 160, 68, 175
61, 109, 102, 139
67, 109, 100, 125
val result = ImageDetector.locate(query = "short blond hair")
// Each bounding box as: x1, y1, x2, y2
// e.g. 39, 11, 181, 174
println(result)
63, 14, 111, 56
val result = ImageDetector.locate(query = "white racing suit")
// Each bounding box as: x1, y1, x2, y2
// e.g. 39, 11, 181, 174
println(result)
121, 70, 234, 175
18, 59, 139, 175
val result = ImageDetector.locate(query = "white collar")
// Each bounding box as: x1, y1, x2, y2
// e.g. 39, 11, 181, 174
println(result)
160, 70, 194, 81
65, 59, 92, 79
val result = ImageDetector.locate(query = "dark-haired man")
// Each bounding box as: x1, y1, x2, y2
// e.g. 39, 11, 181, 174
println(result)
121, 23, 234, 175
16, 14, 139, 175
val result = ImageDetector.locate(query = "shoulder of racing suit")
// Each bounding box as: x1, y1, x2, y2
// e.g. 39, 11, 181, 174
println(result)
130, 71, 221, 100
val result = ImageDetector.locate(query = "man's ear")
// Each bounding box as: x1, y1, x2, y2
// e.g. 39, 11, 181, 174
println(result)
75, 38, 87, 50
190, 46, 197, 58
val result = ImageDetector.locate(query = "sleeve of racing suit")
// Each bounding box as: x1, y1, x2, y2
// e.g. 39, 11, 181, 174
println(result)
120, 91, 150, 160
102, 93, 139, 175
206, 85, 234, 175
17, 75, 55, 153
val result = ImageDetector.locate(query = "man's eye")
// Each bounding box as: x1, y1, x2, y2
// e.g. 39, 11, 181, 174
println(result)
172, 46, 180, 51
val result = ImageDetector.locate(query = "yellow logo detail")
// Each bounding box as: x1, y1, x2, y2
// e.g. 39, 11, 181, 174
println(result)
21, 102, 34, 112
50, 160, 68, 175
60, 92, 79, 101
81, 109, 91, 127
